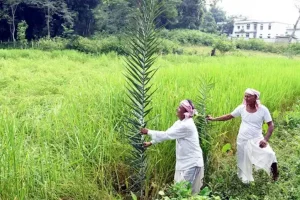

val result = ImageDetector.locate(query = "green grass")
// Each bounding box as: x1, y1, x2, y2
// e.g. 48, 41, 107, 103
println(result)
0, 49, 299, 199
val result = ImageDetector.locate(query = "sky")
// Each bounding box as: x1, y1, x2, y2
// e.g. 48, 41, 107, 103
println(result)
219, 0, 299, 24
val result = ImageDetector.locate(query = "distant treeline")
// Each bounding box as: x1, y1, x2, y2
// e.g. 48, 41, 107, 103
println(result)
0, 0, 234, 42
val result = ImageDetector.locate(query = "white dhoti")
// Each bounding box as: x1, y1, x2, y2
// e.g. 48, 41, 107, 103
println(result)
237, 136, 277, 183
174, 166, 204, 195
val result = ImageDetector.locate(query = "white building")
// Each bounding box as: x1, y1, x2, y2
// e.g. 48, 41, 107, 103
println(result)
231, 20, 290, 42
286, 25, 300, 40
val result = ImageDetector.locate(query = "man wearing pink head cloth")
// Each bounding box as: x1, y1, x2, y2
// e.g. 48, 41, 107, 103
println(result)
207, 88, 278, 183
140, 99, 204, 195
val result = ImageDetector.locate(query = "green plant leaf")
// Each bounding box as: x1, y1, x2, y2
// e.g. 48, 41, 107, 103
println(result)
130, 191, 137, 200
222, 143, 232, 153
199, 186, 211, 196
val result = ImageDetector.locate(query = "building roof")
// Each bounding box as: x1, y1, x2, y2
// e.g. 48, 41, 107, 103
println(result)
234, 20, 291, 25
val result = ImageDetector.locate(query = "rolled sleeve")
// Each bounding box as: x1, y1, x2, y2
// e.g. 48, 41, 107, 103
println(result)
147, 121, 188, 144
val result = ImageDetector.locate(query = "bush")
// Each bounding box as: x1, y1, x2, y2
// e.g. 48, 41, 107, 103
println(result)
67, 36, 127, 55
160, 29, 218, 46
155, 182, 222, 200
213, 37, 235, 54
158, 39, 183, 55
98, 36, 126, 55
67, 36, 101, 54
36, 37, 68, 51
287, 43, 300, 55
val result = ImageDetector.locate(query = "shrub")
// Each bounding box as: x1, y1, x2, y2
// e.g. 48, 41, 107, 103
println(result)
67, 36, 101, 54
213, 37, 235, 54
36, 37, 67, 51
156, 182, 222, 200
98, 36, 126, 55
160, 29, 218, 46
287, 43, 300, 55
157, 39, 183, 54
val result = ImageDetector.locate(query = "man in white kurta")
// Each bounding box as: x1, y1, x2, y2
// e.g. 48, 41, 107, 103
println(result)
141, 100, 204, 194
231, 104, 277, 183
207, 88, 278, 183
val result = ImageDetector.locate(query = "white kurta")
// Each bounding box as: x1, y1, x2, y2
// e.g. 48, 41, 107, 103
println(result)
231, 105, 277, 183
148, 118, 204, 170
148, 118, 204, 194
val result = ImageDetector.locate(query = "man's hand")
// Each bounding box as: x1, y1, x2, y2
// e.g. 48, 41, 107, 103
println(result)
259, 139, 268, 148
143, 142, 152, 148
206, 115, 214, 121
140, 128, 148, 135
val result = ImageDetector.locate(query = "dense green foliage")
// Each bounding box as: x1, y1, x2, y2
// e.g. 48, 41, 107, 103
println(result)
0, 0, 226, 41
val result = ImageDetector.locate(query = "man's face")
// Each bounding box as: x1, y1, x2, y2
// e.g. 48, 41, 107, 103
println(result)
176, 106, 186, 119
244, 93, 257, 105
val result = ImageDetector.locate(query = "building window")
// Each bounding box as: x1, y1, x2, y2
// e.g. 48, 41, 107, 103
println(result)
267, 34, 271, 38
246, 33, 250, 38
268, 24, 272, 30
254, 33, 257, 38
237, 35, 239, 38
260, 24, 263, 30
259, 34, 263, 38
247, 24, 250, 30
237, 26, 240, 29
254, 24, 257, 30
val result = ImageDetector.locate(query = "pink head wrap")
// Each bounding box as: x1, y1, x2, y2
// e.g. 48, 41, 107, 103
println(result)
180, 99, 198, 118
243, 88, 261, 107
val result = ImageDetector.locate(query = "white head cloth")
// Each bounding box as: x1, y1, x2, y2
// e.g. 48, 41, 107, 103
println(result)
180, 100, 198, 119
243, 88, 261, 106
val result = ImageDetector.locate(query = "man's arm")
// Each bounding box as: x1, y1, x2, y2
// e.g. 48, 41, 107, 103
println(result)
259, 121, 274, 148
207, 114, 234, 121
264, 121, 274, 141
141, 123, 188, 144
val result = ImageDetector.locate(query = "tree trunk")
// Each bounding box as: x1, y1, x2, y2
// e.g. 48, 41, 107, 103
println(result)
289, 13, 300, 44
10, 5, 18, 45
47, 6, 50, 38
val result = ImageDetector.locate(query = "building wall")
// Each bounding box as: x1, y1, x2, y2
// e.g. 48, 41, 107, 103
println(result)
286, 29, 300, 39
232, 21, 289, 42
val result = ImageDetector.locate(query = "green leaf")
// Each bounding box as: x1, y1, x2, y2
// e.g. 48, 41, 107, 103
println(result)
221, 143, 232, 153
130, 191, 137, 200
199, 186, 211, 196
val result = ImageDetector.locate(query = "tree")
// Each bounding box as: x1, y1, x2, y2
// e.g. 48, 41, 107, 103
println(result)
210, 6, 226, 23
175, 0, 205, 29
207, 0, 222, 8
217, 15, 235, 35
64, 0, 100, 36
27, 0, 74, 38
2, 0, 23, 43
155, 0, 181, 29
289, 0, 300, 43
93, 0, 132, 34
201, 11, 218, 33
17, 20, 28, 47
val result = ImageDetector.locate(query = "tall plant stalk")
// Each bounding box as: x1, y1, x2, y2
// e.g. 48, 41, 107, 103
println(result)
124, 0, 162, 197
195, 77, 215, 171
